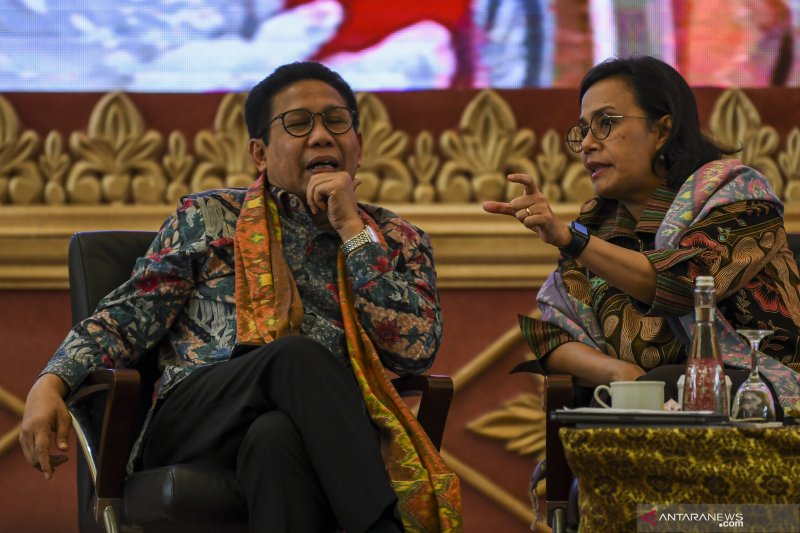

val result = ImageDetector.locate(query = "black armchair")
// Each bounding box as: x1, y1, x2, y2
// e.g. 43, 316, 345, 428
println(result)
66, 230, 454, 533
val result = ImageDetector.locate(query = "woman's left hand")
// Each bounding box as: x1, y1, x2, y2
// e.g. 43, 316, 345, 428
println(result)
482, 173, 572, 248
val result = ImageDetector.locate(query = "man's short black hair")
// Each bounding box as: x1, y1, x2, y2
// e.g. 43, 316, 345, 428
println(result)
244, 62, 359, 144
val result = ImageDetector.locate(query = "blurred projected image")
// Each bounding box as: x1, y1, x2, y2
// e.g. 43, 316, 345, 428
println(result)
0, 0, 798, 92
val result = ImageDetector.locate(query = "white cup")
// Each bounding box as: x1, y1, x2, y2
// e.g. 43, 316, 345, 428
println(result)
593, 381, 665, 410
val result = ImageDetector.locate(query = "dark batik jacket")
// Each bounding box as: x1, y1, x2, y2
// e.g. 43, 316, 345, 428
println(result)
521, 161, 800, 396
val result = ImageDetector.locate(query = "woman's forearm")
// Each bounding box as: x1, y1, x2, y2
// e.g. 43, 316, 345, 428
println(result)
544, 342, 646, 387
574, 237, 657, 305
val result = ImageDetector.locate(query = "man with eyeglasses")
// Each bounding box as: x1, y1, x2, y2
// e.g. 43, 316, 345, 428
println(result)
21, 62, 461, 533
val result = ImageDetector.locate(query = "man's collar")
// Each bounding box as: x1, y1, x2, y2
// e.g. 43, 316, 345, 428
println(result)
265, 179, 337, 233
266, 181, 307, 216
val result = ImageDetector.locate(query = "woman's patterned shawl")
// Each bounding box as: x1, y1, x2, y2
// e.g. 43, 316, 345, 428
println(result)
534, 159, 800, 409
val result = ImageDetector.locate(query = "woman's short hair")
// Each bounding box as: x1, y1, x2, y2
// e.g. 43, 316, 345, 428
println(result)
244, 62, 359, 145
579, 56, 736, 188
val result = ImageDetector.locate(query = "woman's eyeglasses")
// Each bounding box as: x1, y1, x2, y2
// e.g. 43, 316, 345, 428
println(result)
262, 106, 355, 139
565, 113, 650, 153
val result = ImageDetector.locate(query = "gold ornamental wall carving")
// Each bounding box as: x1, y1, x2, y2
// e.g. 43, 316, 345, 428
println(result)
1, 88, 800, 289
7, 88, 800, 207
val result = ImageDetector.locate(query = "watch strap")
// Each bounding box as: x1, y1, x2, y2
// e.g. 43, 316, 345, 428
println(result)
559, 221, 590, 258
340, 227, 374, 256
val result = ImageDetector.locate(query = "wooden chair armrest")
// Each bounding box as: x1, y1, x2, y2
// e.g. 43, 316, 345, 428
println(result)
67, 368, 453, 502
391, 374, 453, 450
544, 373, 574, 508
68, 368, 141, 499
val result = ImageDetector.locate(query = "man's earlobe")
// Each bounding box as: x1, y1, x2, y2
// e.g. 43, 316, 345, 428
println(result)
248, 138, 268, 172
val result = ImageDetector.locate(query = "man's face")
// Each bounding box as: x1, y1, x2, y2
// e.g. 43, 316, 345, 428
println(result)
250, 79, 363, 202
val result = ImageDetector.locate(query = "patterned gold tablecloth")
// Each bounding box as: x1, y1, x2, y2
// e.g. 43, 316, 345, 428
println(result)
560, 426, 800, 532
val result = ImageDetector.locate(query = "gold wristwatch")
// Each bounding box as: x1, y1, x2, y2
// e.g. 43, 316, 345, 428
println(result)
340, 225, 379, 256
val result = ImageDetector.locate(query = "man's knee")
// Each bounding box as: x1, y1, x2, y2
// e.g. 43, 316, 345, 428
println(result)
240, 411, 300, 456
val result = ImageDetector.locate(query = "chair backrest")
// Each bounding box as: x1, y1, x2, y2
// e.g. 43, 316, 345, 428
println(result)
68, 231, 159, 533
68, 229, 162, 435
69, 231, 159, 324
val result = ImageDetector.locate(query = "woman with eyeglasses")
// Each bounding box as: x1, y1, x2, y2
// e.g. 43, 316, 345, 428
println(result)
483, 55, 800, 410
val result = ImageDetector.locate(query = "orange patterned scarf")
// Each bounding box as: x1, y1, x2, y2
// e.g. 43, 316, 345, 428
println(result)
234, 176, 462, 531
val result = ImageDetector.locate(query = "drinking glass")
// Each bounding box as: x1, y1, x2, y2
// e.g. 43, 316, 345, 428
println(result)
730, 329, 776, 422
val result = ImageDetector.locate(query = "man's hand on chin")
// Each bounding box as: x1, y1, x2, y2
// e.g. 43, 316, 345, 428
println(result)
306, 171, 363, 239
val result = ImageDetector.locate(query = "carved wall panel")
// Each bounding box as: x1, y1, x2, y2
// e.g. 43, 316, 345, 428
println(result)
2, 87, 799, 291
4, 88, 799, 207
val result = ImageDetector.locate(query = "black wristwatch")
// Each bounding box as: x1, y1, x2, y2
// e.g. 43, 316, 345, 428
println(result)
559, 221, 591, 258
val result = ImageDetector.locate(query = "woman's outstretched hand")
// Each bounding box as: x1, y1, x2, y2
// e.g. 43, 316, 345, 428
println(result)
482, 173, 572, 248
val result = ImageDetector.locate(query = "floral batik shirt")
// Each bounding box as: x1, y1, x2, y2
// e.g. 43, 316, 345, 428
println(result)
44, 185, 442, 402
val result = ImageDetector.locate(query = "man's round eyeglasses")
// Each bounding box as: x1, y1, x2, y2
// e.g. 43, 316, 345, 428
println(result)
264, 106, 355, 139
565, 113, 650, 153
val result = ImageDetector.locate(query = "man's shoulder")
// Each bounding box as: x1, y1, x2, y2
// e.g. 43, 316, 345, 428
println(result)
173, 188, 247, 239
359, 203, 430, 244
359, 203, 403, 224
179, 188, 248, 211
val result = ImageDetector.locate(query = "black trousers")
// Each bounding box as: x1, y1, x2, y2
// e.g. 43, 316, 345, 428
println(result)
139, 336, 397, 533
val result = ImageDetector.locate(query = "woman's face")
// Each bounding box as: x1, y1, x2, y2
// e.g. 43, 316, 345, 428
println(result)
578, 76, 669, 206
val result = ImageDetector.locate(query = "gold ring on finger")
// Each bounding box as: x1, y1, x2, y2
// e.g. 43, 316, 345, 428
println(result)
525, 207, 532, 217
